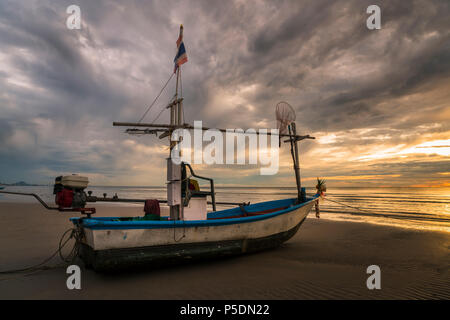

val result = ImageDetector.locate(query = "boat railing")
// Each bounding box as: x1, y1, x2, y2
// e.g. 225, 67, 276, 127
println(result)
182, 162, 216, 211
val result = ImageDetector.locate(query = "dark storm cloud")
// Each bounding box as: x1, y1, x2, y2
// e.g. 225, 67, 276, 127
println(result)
0, 0, 128, 128
0, 0, 449, 185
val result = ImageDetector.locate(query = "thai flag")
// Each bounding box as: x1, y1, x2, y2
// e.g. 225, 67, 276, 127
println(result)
174, 25, 188, 73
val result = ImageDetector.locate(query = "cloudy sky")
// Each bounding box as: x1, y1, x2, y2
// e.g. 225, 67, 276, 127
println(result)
0, 0, 449, 188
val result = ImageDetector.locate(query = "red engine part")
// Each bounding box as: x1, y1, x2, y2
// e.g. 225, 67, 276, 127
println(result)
55, 188, 74, 208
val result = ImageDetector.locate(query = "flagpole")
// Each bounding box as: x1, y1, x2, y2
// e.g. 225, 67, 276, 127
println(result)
175, 67, 179, 104
178, 67, 183, 124
168, 25, 184, 221
175, 24, 183, 125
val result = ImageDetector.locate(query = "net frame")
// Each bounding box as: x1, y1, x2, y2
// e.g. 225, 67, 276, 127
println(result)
276, 101, 296, 135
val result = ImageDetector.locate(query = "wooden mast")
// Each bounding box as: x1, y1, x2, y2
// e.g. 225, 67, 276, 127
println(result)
288, 122, 303, 203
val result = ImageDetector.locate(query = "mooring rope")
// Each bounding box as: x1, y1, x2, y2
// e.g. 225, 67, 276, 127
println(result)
173, 217, 186, 243
309, 193, 381, 218
0, 228, 82, 279
323, 197, 373, 213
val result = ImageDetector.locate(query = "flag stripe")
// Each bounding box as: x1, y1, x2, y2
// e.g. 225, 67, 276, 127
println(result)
174, 26, 187, 72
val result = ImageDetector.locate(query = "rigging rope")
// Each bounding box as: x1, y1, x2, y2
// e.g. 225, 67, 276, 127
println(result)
135, 72, 175, 126
132, 67, 185, 133
151, 93, 176, 125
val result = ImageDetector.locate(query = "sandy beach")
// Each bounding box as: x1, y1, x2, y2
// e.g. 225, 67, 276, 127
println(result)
0, 202, 449, 300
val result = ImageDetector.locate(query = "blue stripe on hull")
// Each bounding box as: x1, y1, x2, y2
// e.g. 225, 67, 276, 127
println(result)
71, 196, 317, 230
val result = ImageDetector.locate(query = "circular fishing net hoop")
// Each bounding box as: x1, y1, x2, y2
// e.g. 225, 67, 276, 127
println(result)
276, 101, 296, 135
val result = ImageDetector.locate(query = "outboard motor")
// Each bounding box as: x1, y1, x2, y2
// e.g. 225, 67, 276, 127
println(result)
53, 175, 89, 209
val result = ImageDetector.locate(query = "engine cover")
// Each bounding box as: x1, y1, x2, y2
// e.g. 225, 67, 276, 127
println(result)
54, 175, 89, 209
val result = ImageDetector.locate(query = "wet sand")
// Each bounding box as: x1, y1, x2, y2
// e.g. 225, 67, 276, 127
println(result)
0, 202, 449, 299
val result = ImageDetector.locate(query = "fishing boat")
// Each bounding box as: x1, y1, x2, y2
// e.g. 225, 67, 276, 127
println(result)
0, 25, 320, 271
70, 197, 316, 271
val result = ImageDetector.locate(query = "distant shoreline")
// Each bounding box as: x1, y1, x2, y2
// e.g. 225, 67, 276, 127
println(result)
0, 182, 42, 187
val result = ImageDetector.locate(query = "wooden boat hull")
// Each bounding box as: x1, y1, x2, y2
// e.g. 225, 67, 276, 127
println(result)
72, 197, 317, 271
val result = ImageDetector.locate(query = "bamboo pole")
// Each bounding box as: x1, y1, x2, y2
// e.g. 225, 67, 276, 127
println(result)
291, 122, 303, 202
114, 122, 315, 140
288, 124, 301, 203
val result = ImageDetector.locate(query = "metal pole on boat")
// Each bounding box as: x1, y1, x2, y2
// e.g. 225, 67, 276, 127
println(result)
177, 67, 183, 125
177, 66, 184, 220
167, 50, 183, 220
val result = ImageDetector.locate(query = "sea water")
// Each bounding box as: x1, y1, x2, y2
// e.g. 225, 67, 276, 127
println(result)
1, 185, 449, 232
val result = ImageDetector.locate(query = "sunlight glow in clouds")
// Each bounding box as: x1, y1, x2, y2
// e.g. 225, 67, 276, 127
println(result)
405, 139, 450, 157
0, 0, 449, 187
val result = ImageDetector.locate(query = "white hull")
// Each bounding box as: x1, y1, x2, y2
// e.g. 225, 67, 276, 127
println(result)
83, 200, 314, 251
71, 197, 317, 270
